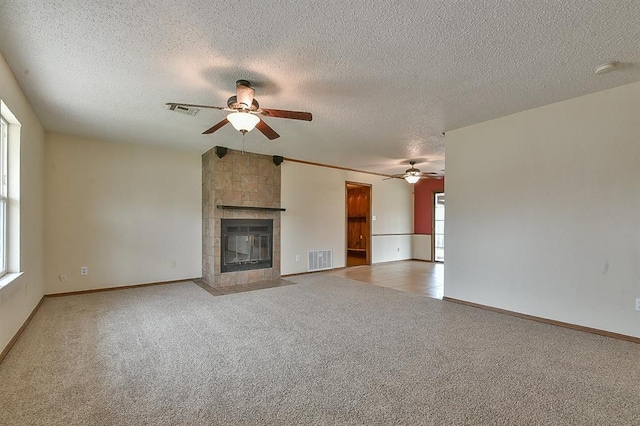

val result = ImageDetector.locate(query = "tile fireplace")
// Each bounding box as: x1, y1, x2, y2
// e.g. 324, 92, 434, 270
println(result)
202, 147, 282, 287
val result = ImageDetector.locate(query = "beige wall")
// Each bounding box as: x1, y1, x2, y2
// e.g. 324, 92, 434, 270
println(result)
281, 161, 413, 275
0, 53, 46, 353
45, 133, 201, 293
412, 234, 432, 261
445, 81, 640, 338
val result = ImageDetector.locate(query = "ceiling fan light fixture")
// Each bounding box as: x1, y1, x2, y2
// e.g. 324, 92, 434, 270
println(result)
404, 173, 420, 184
227, 111, 260, 133
594, 62, 618, 75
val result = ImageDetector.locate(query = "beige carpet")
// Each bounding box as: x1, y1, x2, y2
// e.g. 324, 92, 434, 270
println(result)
1, 276, 638, 425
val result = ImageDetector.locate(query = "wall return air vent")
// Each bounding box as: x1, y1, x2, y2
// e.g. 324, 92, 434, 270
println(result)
308, 249, 333, 272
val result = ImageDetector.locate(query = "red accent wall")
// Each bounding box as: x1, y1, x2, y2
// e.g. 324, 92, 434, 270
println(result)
414, 178, 445, 234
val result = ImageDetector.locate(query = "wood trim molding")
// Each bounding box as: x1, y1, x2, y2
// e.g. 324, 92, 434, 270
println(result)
46, 278, 200, 297
443, 297, 640, 344
285, 157, 394, 178
372, 233, 414, 236
282, 267, 346, 278
216, 205, 285, 212
0, 296, 45, 364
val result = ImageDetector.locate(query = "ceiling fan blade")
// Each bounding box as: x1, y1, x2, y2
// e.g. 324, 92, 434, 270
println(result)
258, 108, 313, 121
255, 119, 280, 140
167, 102, 227, 110
202, 118, 229, 135
383, 174, 405, 180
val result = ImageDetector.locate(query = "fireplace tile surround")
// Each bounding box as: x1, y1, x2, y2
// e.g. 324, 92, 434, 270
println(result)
202, 147, 281, 287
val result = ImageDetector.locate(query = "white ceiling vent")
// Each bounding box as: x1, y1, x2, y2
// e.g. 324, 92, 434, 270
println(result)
167, 104, 199, 116
308, 249, 333, 272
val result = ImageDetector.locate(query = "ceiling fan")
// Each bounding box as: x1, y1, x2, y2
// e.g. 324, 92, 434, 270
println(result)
385, 161, 444, 184
166, 79, 312, 140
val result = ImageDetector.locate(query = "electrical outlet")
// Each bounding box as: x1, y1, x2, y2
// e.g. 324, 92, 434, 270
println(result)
636, 298, 640, 311
171, 260, 177, 268
59, 274, 68, 282
397, 247, 400, 252
295, 255, 301, 262
80, 266, 88, 276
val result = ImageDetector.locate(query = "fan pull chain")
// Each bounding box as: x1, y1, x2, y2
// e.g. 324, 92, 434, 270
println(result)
242, 132, 246, 155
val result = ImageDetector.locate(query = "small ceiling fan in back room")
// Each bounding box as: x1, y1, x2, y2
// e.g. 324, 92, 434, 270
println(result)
385, 161, 444, 184
166, 79, 312, 140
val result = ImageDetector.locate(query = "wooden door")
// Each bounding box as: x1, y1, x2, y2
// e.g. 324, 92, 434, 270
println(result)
346, 182, 371, 266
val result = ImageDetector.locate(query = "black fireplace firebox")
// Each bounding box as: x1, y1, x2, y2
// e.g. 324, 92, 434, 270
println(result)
221, 219, 273, 273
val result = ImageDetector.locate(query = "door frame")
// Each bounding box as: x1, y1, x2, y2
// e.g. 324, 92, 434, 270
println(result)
345, 181, 372, 266
432, 191, 444, 263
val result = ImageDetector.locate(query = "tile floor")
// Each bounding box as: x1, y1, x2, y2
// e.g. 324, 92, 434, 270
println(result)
326, 260, 444, 299
195, 260, 444, 299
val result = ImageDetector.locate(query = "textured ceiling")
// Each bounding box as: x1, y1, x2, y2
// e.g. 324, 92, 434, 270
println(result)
1, 1, 639, 175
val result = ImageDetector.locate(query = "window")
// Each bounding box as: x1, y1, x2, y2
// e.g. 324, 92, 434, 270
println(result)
0, 115, 7, 277
0, 100, 20, 284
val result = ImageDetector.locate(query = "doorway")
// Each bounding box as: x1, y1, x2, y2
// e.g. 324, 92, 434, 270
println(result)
433, 192, 445, 262
346, 182, 371, 266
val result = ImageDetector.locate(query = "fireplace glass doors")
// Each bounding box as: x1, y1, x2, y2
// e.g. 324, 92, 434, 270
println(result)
221, 219, 273, 273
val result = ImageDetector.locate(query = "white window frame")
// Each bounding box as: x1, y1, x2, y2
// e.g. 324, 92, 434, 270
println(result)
0, 100, 22, 288
0, 115, 7, 277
